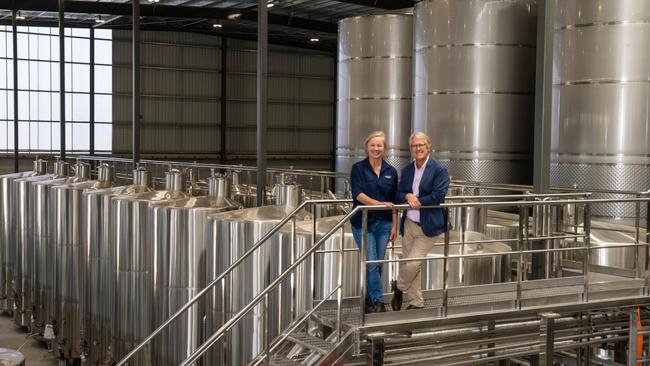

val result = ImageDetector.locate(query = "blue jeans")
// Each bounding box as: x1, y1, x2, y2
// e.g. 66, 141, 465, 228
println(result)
352, 220, 392, 303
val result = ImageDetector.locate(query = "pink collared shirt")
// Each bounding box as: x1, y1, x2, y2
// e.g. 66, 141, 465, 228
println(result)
406, 157, 428, 223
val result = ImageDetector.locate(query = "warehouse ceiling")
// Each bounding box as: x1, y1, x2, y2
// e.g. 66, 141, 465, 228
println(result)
0, 0, 417, 51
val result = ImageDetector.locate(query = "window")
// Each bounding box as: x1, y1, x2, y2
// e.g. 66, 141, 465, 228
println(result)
0, 26, 112, 153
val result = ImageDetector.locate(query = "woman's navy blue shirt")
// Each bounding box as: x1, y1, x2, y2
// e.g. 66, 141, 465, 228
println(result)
350, 158, 398, 228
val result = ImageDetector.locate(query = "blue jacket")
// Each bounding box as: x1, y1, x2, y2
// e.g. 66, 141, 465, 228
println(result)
350, 158, 398, 228
396, 158, 450, 237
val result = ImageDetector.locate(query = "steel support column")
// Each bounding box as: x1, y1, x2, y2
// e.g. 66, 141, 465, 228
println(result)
58, 0, 65, 160
532, 0, 554, 194
11, 7, 17, 172
255, 0, 268, 206
220, 37, 227, 164
540, 312, 559, 366
132, 0, 140, 166
89, 28, 95, 156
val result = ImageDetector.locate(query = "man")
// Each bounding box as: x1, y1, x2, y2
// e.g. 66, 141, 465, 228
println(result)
391, 132, 449, 311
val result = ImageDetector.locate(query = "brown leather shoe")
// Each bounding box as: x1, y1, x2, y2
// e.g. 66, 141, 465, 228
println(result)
391, 280, 402, 311
374, 300, 386, 312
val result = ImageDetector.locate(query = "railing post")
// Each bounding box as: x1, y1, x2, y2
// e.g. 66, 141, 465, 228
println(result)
628, 307, 639, 366
634, 195, 641, 279
540, 312, 559, 366
460, 200, 466, 286
291, 216, 297, 319
582, 203, 591, 303
359, 209, 368, 325
311, 203, 317, 314
442, 207, 450, 317
263, 292, 270, 365
646, 196, 650, 294
337, 224, 344, 341
516, 204, 525, 310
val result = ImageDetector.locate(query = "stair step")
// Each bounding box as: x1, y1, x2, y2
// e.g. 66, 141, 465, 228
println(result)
269, 353, 303, 366
288, 331, 335, 354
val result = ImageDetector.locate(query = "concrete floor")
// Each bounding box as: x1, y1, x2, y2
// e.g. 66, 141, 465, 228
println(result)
0, 312, 58, 365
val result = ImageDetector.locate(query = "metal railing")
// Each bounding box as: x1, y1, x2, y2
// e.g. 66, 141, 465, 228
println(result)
114, 198, 351, 366
115, 191, 650, 366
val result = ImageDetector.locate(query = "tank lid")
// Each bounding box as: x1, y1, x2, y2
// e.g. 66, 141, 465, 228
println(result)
165, 169, 186, 192
97, 163, 115, 183
208, 175, 230, 198
33, 159, 48, 175
75, 162, 90, 179
132, 167, 152, 187
53, 161, 69, 177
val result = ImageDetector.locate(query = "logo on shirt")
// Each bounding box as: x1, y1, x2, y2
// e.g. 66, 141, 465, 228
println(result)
384, 175, 392, 179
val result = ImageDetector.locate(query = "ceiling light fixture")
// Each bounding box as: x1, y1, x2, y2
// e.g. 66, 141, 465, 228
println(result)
15, 11, 25, 20
212, 23, 222, 28
310, 37, 319, 42
148, 0, 160, 3
227, 12, 241, 20
95, 16, 105, 24
267, 3, 275, 7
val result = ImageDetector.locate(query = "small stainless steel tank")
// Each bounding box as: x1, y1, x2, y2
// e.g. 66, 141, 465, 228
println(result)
111, 169, 188, 365
395, 231, 512, 289
13, 159, 49, 328
150, 175, 242, 366
0, 170, 32, 313
81, 167, 154, 365
53, 163, 115, 361
32, 161, 71, 337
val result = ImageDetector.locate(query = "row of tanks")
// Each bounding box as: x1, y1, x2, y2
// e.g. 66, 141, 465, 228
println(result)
1, 158, 643, 365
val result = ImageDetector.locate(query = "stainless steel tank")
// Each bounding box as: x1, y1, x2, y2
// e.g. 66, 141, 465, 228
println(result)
412, 0, 537, 184
81, 168, 153, 365
52, 163, 115, 360
295, 216, 359, 300
551, 0, 650, 218
12, 160, 49, 328
38, 163, 90, 345
0, 169, 34, 313
149, 176, 242, 366
112, 170, 188, 365
205, 205, 311, 365
395, 231, 512, 289
31, 161, 71, 337
336, 14, 413, 186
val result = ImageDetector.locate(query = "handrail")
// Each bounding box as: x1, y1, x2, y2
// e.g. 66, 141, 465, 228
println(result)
114, 198, 351, 366
179, 207, 361, 366
122, 194, 650, 366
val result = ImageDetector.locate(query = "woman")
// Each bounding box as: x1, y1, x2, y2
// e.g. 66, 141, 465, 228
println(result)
349, 131, 398, 313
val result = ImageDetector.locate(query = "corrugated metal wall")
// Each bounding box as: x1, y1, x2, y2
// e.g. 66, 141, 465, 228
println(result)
112, 31, 335, 170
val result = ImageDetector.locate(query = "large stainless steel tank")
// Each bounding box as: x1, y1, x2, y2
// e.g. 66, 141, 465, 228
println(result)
336, 14, 413, 186
0, 167, 37, 313
551, 0, 650, 218
12, 160, 49, 327
412, 0, 537, 184
149, 176, 242, 366
112, 170, 188, 365
205, 205, 311, 365
31, 161, 71, 336
81, 168, 153, 365
52, 164, 115, 360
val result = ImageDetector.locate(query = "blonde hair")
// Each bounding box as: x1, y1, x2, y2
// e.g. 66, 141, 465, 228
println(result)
364, 131, 388, 157
409, 131, 431, 151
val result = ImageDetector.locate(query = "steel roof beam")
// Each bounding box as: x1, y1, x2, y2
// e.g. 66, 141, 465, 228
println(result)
332, 0, 416, 10
0, 0, 337, 33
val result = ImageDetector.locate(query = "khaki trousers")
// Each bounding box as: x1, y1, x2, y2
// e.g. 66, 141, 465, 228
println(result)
397, 219, 442, 307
